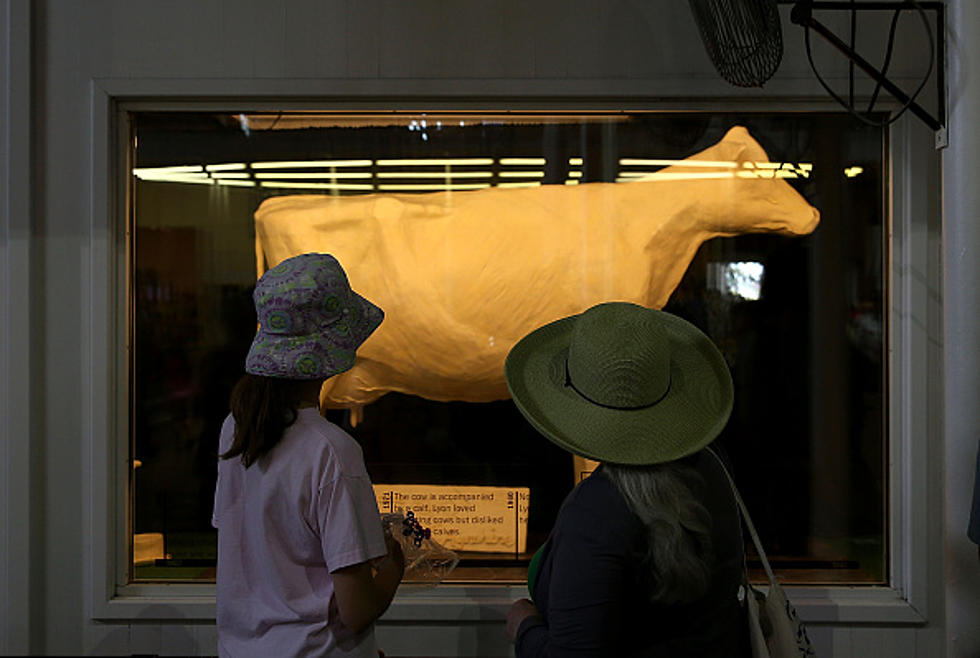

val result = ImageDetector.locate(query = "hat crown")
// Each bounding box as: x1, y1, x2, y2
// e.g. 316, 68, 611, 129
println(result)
254, 254, 353, 336
244, 252, 384, 380
566, 303, 671, 409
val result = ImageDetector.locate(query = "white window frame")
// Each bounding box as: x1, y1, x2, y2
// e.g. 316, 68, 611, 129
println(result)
86, 78, 942, 626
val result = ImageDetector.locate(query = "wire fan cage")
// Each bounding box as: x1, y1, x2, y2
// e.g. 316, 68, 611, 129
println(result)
689, 0, 784, 87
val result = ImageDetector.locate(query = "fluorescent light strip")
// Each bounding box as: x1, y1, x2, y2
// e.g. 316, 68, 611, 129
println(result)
638, 171, 735, 180
616, 171, 735, 183
259, 181, 374, 190
568, 171, 583, 178
135, 173, 211, 181
139, 176, 215, 185
377, 183, 491, 191
254, 172, 372, 180
250, 160, 372, 169
376, 158, 493, 166
569, 157, 583, 166
498, 182, 542, 189
619, 161, 812, 178
619, 158, 737, 168
206, 163, 247, 171
498, 171, 544, 178
564, 180, 580, 185
210, 172, 251, 179
616, 170, 805, 182
499, 158, 546, 166
133, 165, 203, 176
740, 162, 812, 178
217, 180, 257, 187
376, 171, 492, 179
735, 170, 799, 179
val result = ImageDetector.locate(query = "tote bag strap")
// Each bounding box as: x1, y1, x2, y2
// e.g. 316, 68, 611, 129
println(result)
705, 446, 779, 589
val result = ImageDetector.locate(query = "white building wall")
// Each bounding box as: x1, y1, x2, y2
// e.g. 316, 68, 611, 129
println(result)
942, 1, 980, 656
1, 1, 973, 655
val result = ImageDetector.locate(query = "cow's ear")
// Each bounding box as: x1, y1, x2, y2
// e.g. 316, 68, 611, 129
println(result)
692, 125, 751, 164
721, 125, 751, 143
719, 126, 771, 166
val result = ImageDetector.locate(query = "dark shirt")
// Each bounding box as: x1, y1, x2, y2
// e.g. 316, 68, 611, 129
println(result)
516, 448, 746, 658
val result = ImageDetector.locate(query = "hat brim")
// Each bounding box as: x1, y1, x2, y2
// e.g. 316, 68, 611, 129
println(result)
504, 310, 733, 465
245, 291, 383, 380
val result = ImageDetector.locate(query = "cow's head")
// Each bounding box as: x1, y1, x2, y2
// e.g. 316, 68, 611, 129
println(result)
691, 126, 820, 237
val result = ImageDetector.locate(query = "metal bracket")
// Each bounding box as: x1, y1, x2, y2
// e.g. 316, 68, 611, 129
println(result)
784, 0, 946, 134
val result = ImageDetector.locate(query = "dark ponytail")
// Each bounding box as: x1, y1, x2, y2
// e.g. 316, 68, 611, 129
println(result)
221, 374, 307, 467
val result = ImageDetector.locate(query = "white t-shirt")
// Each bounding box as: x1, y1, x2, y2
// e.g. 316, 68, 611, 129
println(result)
212, 407, 387, 657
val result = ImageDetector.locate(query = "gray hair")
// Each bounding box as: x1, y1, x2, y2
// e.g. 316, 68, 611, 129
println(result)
603, 458, 714, 605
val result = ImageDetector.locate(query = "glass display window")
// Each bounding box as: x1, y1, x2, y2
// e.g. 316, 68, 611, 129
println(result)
129, 110, 885, 585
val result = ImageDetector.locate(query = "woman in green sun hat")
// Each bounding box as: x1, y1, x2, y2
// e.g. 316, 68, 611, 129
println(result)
504, 301, 747, 657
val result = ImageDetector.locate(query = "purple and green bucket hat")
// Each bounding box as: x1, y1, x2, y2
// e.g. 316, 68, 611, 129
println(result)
245, 253, 384, 380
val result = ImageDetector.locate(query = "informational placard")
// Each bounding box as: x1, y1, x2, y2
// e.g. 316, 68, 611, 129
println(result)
373, 484, 529, 553
573, 455, 600, 482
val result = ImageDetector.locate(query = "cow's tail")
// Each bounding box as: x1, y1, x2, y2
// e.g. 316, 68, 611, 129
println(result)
349, 404, 364, 427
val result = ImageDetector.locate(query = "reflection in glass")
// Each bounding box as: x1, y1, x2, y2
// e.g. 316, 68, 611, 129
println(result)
130, 111, 885, 585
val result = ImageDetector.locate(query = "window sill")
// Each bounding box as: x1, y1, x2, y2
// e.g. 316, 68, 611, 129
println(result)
94, 583, 926, 625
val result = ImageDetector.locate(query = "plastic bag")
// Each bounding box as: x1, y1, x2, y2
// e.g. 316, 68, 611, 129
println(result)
381, 510, 459, 586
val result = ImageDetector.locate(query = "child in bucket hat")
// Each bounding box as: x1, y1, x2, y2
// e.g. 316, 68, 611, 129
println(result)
213, 253, 403, 658
504, 302, 747, 657
245, 252, 384, 380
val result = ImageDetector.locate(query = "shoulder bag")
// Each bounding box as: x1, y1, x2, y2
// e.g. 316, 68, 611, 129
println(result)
707, 448, 817, 658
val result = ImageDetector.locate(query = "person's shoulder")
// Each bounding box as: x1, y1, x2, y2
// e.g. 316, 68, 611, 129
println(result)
692, 445, 733, 489
217, 413, 235, 452
566, 470, 630, 518
556, 469, 637, 543
291, 409, 368, 478
219, 413, 233, 436
576, 468, 618, 496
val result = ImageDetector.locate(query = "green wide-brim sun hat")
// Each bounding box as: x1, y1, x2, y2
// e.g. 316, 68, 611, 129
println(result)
504, 302, 733, 466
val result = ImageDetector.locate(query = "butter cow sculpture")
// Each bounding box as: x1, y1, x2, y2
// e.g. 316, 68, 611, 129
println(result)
253, 125, 820, 409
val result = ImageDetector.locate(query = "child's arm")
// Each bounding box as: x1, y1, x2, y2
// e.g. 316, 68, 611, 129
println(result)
331, 532, 405, 634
